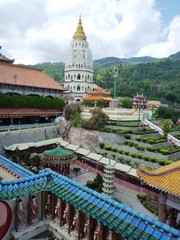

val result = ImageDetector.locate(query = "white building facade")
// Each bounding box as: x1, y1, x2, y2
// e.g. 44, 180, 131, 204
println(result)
64, 16, 94, 102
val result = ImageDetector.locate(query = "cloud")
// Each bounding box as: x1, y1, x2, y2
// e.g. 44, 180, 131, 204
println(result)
136, 15, 180, 57
0, 0, 179, 64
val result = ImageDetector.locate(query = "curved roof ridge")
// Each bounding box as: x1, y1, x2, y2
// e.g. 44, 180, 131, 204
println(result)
137, 161, 180, 176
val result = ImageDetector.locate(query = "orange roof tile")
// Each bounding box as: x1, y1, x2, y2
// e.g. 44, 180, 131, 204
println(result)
137, 161, 180, 197
0, 62, 64, 90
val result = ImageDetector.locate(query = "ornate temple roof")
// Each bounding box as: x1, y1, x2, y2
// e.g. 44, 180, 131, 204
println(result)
137, 161, 180, 197
0, 167, 180, 239
41, 147, 77, 164
83, 89, 112, 102
73, 16, 87, 41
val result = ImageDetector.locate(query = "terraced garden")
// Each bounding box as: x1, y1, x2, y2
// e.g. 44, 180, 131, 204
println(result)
96, 120, 180, 170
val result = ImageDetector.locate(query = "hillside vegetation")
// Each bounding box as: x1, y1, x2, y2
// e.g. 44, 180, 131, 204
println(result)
31, 52, 180, 103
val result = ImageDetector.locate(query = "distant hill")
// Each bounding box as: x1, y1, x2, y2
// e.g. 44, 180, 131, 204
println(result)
169, 51, 180, 59
93, 56, 158, 70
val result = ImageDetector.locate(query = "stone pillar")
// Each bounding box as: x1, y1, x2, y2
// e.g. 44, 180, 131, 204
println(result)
169, 209, 178, 228
158, 192, 167, 223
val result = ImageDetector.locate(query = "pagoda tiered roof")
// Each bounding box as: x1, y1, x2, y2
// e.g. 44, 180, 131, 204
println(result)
41, 147, 77, 164
137, 161, 180, 197
0, 160, 180, 239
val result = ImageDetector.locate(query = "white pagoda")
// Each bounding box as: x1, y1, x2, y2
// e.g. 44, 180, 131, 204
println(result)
64, 16, 94, 102
102, 162, 115, 198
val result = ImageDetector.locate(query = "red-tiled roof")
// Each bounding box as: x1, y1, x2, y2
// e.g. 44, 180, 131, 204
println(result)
0, 62, 64, 90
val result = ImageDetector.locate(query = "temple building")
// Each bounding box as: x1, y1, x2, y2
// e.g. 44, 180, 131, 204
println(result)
40, 146, 77, 176
0, 47, 64, 98
63, 16, 94, 102
1, 154, 180, 240
82, 89, 112, 107
137, 161, 180, 229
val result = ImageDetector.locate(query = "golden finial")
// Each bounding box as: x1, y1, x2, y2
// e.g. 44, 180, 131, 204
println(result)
73, 15, 87, 41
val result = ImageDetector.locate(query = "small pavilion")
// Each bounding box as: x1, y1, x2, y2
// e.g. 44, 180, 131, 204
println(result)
133, 93, 147, 109
41, 146, 77, 176
137, 161, 180, 229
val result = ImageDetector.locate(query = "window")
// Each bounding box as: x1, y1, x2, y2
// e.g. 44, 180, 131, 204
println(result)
77, 85, 80, 91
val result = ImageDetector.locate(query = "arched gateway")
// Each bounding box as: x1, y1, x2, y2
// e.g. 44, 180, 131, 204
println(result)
0, 155, 180, 240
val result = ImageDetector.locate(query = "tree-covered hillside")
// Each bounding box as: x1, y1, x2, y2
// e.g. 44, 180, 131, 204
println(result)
95, 58, 180, 103
31, 53, 180, 103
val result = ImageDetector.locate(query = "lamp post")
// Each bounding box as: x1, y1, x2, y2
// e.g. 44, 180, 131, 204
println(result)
113, 67, 118, 99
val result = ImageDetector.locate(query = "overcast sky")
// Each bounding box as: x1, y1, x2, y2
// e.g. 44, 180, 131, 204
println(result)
0, 0, 180, 64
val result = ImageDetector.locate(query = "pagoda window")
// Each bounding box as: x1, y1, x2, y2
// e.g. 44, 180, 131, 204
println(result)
87, 75, 89, 80
71, 75, 73, 80
85, 76, 87, 81
77, 85, 80, 91
68, 74, 70, 80
78, 64, 80, 68
77, 74, 81, 80
82, 75, 84, 80
82, 86, 84, 91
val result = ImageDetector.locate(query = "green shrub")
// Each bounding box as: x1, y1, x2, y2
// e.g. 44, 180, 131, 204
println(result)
118, 156, 124, 162
124, 150, 130, 155
143, 155, 150, 161
146, 147, 156, 152
128, 142, 134, 147
142, 202, 158, 215
137, 192, 147, 201
136, 145, 145, 151
149, 156, 157, 162
157, 159, 166, 165
125, 159, 131, 165
111, 147, 117, 152
145, 166, 153, 170
134, 161, 139, 167
117, 148, 124, 153
130, 152, 136, 157
159, 148, 170, 155
136, 137, 141, 141
148, 139, 155, 144
166, 160, 175, 165
137, 153, 143, 158
122, 130, 133, 134
104, 145, 112, 151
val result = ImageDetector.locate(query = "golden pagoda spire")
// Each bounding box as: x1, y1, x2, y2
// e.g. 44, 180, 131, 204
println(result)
73, 15, 87, 41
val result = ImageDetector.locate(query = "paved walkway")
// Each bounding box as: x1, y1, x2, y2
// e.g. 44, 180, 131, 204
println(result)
72, 171, 157, 219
